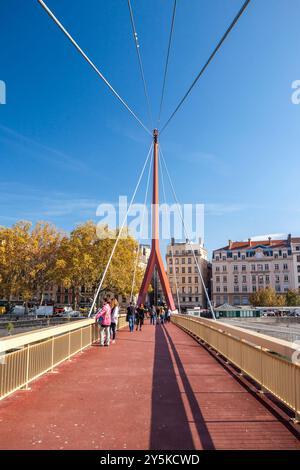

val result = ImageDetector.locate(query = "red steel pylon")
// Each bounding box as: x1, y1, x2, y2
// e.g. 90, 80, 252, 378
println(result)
137, 129, 176, 310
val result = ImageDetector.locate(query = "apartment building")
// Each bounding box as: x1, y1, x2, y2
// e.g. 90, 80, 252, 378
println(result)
212, 235, 300, 306
166, 238, 208, 310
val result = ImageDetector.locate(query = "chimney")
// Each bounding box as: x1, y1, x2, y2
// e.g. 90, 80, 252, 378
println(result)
248, 238, 252, 247
171, 237, 175, 246
228, 240, 233, 249
287, 233, 291, 244
268, 236, 272, 245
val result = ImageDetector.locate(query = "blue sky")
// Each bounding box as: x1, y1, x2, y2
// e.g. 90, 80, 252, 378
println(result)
1, 0, 300, 258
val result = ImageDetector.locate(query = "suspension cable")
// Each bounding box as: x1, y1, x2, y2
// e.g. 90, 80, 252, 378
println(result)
158, 154, 181, 312
160, 0, 251, 133
160, 147, 216, 320
88, 143, 153, 317
127, 0, 153, 128
157, 0, 177, 126
37, 0, 151, 136
130, 149, 152, 302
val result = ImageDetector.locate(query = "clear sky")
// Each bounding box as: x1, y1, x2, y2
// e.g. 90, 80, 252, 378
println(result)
1, 0, 300, 258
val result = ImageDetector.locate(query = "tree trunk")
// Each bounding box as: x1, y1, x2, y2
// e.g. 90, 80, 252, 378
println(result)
39, 292, 44, 306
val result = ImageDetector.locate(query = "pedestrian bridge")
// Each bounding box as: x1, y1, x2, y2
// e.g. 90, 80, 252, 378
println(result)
0, 315, 299, 450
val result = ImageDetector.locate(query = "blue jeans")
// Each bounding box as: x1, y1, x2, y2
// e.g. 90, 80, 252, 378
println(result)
128, 316, 135, 332
150, 315, 156, 325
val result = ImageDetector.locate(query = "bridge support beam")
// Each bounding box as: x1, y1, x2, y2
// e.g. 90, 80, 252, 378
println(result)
137, 129, 175, 311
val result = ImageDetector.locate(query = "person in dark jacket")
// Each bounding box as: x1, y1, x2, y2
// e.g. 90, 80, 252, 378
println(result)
126, 302, 136, 332
136, 304, 145, 331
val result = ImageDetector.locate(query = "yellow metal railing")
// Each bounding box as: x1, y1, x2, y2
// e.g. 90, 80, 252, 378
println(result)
0, 315, 127, 401
172, 314, 300, 422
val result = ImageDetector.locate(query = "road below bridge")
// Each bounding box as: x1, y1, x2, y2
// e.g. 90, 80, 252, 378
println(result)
0, 321, 299, 450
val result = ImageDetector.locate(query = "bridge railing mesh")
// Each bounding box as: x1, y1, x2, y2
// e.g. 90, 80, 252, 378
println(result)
172, 314, 300, 423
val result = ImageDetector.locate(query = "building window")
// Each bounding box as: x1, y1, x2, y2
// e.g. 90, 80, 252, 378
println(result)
251, 264, 256, 271
223, 276, 227, 283
182, 277, 185, 283
169, 258, 173, 265
234, 286, 239, 292
216, 266, 220, 272
274, 264, 279, 270
242, 286, 247, 292
188, 267, 192, 273
175, 258, 179, 264
265, 264, 269, 271
258, 276, 263, 285
188, 258, 192, 264
224, 286, 227, 293
266, 275, 270, 284
284, 275, 289, 282
169, 267, 173, 274
176, 267, 179, 274
216, 287, 220, 293
182, 258, 185, 264
257, 264, 263, 271
242, 275, 247, 283
297, 255, 300, 262
252, 275, 256, 284
283, 252, 287, 258
195, 297, 199, 302
188, 277, 192, 284
252, 286, 257, 292
275, 275, 280, 283
216, 276, 220, 283
234, 275, 238, 284
195, 277, 198, 283
182, 267, 185, 274
182, 287, 185, 293
283, 263, 288, 270
222, 266, 227, 272
242, 265, 246, 271
234, 265, 238, 271
182, 296, 186, 302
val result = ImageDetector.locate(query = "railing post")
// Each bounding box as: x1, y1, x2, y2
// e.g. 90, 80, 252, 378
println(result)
259, 346, 266, 394
25, 344, 30, 390
68, 331, 71, 360
294, 365, 299, 423
51, 336, 54, 372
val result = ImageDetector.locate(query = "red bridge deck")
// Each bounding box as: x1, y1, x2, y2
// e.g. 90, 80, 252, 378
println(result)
0, 322, 299, 450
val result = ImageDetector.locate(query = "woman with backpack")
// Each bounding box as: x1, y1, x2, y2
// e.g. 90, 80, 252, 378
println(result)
95, 297, 111, 346
110, 298, 119, 344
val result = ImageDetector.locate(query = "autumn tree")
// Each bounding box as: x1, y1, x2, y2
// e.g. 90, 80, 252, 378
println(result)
285, 289, 300, 306
52, 222, 143, 309
249, 287, 286, 307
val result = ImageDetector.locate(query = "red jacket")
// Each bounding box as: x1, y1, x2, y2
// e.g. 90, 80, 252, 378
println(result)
95, 303, 111, 326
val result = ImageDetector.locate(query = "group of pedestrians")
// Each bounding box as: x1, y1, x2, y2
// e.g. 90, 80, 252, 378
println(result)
95, 298, 172, 345
95, 297, 119, 347
126, 302, 145, 332
126, 303, 171, 331
149, 305, 171, 325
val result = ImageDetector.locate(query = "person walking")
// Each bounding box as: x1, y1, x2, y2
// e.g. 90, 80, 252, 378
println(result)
166, 308, 172, 323
95, 297, 111, 346
110, 298, 119, 344
136, 304, 145, 331
126, 302, 136, 332
150, 305, 156, 325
